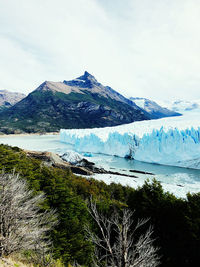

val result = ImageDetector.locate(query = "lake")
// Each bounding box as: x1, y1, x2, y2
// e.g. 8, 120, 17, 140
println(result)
1, 134, 200, 198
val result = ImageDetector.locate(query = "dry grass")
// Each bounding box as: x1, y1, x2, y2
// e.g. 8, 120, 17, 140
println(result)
0, 257, 34, 267
0, 256, 65, 267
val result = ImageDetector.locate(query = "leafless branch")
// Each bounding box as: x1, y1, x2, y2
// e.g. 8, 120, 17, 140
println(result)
86, 198, 160, 267
0, 171, 57, 263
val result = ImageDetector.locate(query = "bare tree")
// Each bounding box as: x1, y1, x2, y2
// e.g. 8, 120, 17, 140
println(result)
0, 171, 57, 259
86, 200, 160, 267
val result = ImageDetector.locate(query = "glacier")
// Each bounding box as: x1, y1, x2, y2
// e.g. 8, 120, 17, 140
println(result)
60, 111, 200, 169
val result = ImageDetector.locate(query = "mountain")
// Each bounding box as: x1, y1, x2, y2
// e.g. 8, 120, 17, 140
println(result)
164, 99, 200, 113
0, 90, 25, 111
0, 72, 149, 134
130, 97, 181, 119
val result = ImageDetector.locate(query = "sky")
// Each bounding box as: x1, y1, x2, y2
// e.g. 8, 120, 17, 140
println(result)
0, 0, 200, 102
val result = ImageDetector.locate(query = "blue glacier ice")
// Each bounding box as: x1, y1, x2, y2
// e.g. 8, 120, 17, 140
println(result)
60, 112, 200, 169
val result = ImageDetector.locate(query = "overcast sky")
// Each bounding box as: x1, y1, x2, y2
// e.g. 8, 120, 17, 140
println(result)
0, 0, 200, 101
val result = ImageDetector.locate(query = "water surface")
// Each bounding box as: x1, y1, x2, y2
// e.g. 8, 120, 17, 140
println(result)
1, 134, 200, 198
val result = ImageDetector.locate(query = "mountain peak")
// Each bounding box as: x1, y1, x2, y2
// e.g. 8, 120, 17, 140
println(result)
77, 71, 97, 83
84, 71, 92, 77
63, 71, 98, 88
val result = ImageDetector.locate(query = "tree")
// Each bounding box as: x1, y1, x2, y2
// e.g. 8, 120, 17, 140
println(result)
0, 171, 57, 259
86, 200, 160, 267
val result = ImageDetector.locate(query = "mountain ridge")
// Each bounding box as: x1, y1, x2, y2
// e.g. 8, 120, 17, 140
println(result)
130, 97, 181, 119
0, 72, 149, 134
0, 90, 26, 111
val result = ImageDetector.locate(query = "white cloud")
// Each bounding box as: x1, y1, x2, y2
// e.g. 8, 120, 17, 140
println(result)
0, 0, 200, 101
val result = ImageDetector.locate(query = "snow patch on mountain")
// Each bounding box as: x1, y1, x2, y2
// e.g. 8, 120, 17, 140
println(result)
130, 97, 181, 118
131, 98, 145, 109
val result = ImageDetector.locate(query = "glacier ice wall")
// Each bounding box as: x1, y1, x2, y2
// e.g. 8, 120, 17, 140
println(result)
60, 113, 200, 169
134, 127, 200, 167
60, 130, 135, 158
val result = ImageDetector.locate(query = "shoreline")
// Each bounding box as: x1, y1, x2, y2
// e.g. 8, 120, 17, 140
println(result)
0, 132, 59, 138
0, 139, 197, 198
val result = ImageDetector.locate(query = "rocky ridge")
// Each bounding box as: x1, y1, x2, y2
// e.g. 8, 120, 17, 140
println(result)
130, 97, 181, 119
25, 150, 140, 178
0, 90, 25, 110
0, 72, 149, 134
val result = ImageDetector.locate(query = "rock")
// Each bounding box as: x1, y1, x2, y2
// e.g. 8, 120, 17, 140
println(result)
76, 158, 138, 177
107, 170, 138, 178
62, 150, 83, 164
70, 166, 93, 175
25, 150, 71, 168
77, 158, 95, 168
129, 169, 154, 175
25, 150, 138, 178
25, 150, 93, 175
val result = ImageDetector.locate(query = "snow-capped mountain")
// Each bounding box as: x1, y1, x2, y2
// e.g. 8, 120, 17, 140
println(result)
165, 99, 200, 113
60, 111, 200, 169
130, 97, 181, 119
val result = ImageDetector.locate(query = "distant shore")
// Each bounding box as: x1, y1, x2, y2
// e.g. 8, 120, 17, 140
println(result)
0, 132, 59, 138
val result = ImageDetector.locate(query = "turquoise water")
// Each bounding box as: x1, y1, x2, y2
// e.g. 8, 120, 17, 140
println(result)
1, 134, 200, 197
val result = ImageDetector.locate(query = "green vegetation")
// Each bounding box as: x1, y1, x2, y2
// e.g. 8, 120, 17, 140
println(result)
0, 89, 147, 134
0, 144, 200, 266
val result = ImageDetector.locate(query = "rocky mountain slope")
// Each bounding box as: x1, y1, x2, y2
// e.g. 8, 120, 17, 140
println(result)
0, 72, 149, 133
0, 90, 25, 111
130, 97, 181, 119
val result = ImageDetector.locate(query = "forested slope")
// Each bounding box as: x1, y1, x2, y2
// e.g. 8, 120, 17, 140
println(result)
0, 144, 200, 266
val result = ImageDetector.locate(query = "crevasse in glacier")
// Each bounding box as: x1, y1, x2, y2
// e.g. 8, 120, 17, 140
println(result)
60, 130, 134, 157
135, 127, 200, 167
60, 112, 200, 169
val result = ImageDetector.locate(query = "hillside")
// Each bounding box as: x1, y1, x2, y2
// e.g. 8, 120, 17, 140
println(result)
0, 72, 149, 134
0, 144, 200, 266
